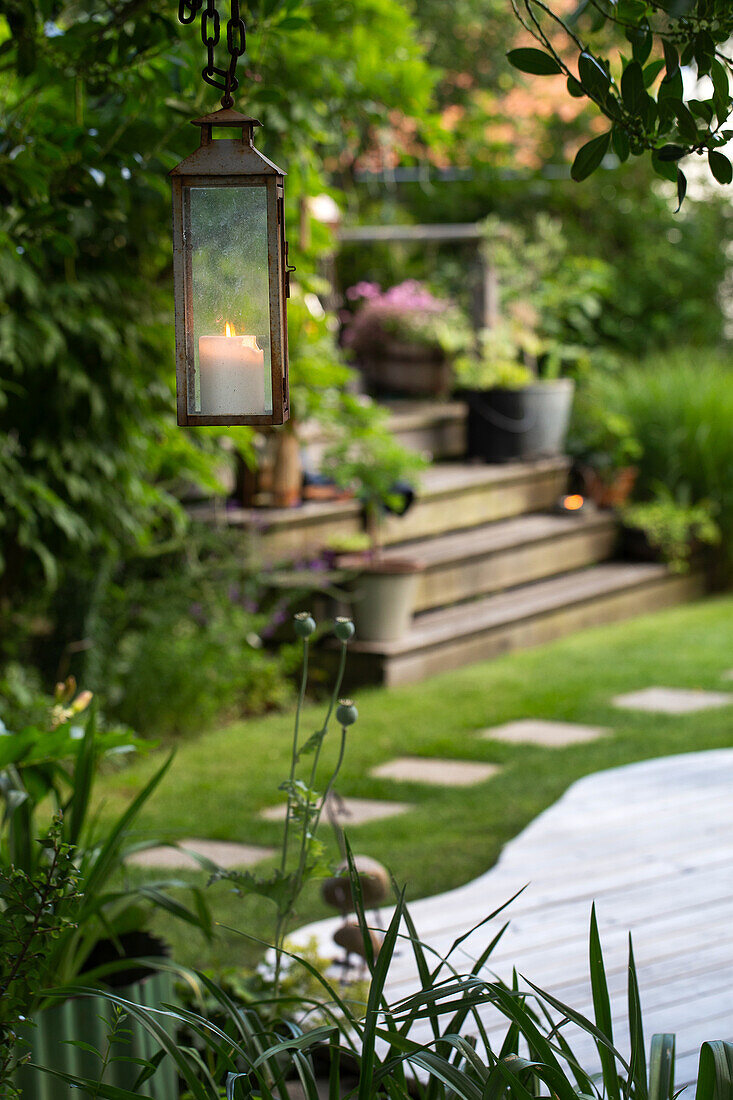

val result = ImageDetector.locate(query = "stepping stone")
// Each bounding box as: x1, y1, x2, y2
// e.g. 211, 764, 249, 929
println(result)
613, 687, 733, 715
722, 670, 733, 681
127, 839, 275, 870
261, 795, 412, 826
371, 757, 500, 786
479, 719, 607, 747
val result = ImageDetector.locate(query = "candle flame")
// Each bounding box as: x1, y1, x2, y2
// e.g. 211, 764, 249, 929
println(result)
225, 322, 236, 338
562, 494, 584, 511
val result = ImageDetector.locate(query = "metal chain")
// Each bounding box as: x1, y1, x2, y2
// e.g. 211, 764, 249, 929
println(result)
178, 0, 246, 108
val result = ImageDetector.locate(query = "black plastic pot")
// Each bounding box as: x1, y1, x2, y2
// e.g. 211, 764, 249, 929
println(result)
463, 380, 575, 463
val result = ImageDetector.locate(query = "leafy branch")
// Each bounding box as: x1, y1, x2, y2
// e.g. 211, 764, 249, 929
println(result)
508, 0, 733, 202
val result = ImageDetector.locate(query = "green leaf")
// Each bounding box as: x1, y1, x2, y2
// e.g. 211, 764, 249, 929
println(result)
567, 75, 585, 98
627, 937, 648, 1100
589, 904, 621, 1100
617, 0, 648, 18
709, 151, 733, 185
696, 1041, 733, 1100
578, 53, 611, 100
674, 103, 699, 144
657, 144, 686, 162
506, 48, 562, 76
621, 61, 646, 114
676, 169, 687, 212
643, 59, 665, 87
612, 128, 630, 162
649, 1034, 675, 1100
662, 40, 679, 79
630, 27, 652, 66
571, 132, 611, 182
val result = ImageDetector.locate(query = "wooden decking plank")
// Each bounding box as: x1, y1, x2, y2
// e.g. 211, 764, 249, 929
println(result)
294, 750, 733, 1082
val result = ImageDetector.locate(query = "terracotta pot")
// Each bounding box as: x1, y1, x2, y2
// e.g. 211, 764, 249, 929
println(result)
582, 465, 638, 509
340, 556, 422, 642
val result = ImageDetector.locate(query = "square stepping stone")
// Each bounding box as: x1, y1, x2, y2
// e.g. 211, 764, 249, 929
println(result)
613, 687, 733, 715
261, 795, 412, 826
127, 839, 274, 870
370, 757, 500, 786
479, 719, 607, 747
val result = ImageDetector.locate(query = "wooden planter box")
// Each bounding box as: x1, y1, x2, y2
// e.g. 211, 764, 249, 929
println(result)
359, 341, 452, 397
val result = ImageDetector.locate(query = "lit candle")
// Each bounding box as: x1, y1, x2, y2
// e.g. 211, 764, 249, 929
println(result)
198, 325, 266, 416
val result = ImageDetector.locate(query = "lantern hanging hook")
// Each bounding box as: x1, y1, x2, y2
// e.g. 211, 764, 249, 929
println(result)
178, 0, 246, 109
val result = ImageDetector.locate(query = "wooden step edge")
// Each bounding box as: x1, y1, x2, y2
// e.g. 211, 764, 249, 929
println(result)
193, 457, 571, 533
381, 509, 617, 567
420, 457, 570, 500
349, 565, 702, 657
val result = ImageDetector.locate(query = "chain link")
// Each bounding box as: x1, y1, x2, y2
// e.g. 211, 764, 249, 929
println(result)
178, 0, 247, 108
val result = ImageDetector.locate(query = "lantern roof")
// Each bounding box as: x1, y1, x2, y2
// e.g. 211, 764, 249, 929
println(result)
169, 106, 285, 178
191, 107, 262, 129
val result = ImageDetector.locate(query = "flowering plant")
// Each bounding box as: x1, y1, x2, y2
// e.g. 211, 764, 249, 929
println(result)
342, 279, 472, 357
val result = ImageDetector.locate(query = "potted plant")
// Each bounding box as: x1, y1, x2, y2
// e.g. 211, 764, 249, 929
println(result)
341, 279, 473, 398
454, 312, 577, 463
621, 489, 720, 573
321, 405, 428, 642
568, 397, 642, 508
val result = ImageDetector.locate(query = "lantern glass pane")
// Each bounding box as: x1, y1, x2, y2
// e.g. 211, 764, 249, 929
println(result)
186, 184, 273, 417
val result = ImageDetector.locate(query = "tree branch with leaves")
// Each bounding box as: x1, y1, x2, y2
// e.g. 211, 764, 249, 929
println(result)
508, 0, 733, 205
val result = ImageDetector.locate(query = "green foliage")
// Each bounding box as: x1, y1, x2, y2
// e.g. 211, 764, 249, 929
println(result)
321, 402, 428, 551
508, 0, 733, 196
568, 399, 642, 476
0, 1, 242, 659
454, 324, 535, 390
44, 879, 733, 1100
0, 0, 441, 664
0, 702, 211, 993
479, 214, 613, 373
81, 526, 293, 739
0, 816, 81, 1099
287, 280, 358, 426
623, 490, 720, 572
576, 349, 733, 568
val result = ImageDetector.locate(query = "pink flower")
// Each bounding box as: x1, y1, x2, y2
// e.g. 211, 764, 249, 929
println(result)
346, 281, 382, 301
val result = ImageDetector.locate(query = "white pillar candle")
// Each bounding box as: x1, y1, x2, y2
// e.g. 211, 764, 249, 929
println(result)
198, 329, 266, 416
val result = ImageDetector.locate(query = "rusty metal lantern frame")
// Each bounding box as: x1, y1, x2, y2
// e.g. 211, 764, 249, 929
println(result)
170, 108, 291, 427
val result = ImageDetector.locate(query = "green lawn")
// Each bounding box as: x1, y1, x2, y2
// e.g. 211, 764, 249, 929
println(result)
103, 596, 733, 973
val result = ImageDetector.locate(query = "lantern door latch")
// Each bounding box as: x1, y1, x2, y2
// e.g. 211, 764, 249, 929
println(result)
285, 241, 296, 299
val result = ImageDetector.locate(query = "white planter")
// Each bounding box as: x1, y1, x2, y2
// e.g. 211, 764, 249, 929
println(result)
347, 561, 421, 642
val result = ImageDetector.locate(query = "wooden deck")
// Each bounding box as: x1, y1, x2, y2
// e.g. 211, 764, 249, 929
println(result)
294, 750, 733, 1087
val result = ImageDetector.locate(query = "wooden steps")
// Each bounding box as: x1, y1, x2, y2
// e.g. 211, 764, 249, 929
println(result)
384, 509, 617, 612
302, 399, 467, 468
211, 457, 569, 560
193, 393, 705, 683
347, 564, 705, 686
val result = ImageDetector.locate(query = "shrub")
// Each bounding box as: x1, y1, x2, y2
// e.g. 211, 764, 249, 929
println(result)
82, 527, 294, 739
573, 349, 733, 571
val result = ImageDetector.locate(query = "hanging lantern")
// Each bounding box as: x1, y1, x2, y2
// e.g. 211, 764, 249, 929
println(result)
171, 2, 290, 425
170, 109, 290, 426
